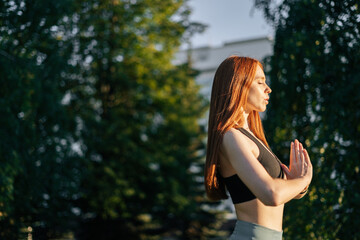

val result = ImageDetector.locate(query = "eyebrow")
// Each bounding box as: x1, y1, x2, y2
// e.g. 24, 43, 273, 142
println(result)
255, 76, 266, 80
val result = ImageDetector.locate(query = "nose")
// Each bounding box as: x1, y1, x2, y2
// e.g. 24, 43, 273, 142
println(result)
265, 83, 272, 94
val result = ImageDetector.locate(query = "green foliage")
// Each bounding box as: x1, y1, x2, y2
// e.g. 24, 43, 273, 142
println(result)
0, 0, 82, 238
1, 0, 216, 239
255, 0, 360, 239
69, 1, 215, 238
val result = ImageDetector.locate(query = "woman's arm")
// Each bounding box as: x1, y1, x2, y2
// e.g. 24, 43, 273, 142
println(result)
221, 129, 313, 206
293, 185, 309, 199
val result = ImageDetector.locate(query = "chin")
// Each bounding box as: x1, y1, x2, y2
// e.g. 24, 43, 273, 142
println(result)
248, 105, 267, 113
258, 107, 267, 112
254, 106, 266, 112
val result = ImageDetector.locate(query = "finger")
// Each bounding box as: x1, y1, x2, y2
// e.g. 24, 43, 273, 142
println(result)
291, 142, 295, 161
303, 149, 312, 168
294, 140, 297, 163
299, 143, 304, 161
300, 150, 306, 174
299, 143, 304, 162
303, 149, 309, 163
304, 149, 313, 179
281, 164, 291, 177
303, 158, 308, 167
296, 140, 301, 163
290, 142, 294, 170
302, 150, 310, 175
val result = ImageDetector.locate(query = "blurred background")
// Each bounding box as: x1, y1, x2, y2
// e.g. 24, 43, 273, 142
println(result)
1, 0, 359, 239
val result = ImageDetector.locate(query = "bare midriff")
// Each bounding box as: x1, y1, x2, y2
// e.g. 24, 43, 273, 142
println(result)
234, 199, 284, 232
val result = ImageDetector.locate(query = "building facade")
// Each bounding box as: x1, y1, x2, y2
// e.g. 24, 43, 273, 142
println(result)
174, 36, 274, 100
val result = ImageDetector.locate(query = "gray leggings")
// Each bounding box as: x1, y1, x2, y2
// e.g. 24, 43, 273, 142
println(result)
229, 220, 283, 240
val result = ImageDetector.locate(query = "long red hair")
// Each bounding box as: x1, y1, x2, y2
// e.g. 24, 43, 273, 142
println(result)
205, 56, 270, 201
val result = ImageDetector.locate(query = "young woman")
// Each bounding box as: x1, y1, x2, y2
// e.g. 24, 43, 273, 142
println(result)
204, 56, 313, 239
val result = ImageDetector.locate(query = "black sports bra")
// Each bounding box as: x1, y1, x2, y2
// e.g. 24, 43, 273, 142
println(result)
222, 128, 284, 204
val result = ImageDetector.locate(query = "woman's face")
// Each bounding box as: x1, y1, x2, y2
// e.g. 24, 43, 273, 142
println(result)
245, 65, 272, 113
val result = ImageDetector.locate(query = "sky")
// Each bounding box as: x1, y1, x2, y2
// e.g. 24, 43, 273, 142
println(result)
186, 0, 273, 48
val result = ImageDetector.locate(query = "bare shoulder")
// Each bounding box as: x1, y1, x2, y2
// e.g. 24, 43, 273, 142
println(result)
221, 128, 255, 157
222, 128, 250, 149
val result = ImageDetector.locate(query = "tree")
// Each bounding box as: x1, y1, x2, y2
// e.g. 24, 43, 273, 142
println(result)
255, 0, 360, 239
0, 0, 82, 239
1, 0, 221, 238
68, 0, 216, 239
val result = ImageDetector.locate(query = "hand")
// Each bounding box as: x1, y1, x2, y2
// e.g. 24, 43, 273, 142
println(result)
281, 139, 313, 184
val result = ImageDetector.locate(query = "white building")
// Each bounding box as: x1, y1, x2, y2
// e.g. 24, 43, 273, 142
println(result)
174, 36, 274, 100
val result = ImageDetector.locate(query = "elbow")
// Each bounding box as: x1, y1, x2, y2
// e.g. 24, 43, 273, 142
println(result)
262, 187, 282, 206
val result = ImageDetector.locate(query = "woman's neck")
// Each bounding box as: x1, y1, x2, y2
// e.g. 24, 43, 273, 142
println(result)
242, 111, 250, 130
